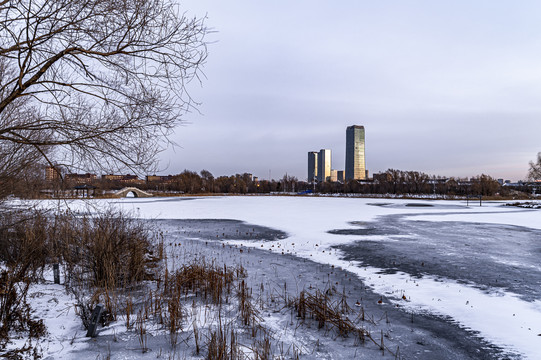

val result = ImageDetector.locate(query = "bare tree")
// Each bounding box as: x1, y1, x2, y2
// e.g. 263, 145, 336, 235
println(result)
528, 152, 541, 181
0, 141, 43, 198
0, 0, 207, 176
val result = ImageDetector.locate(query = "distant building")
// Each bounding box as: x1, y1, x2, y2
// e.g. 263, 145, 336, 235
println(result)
330, 170, 338, 182
102, 174, 140, 182
317, 149, 331, 182
45, 165, 61, 182
337, 170, 345, 183
146, 175, 174, 183
65, 173, 97, 184
307, 151, 318, 182
345, 125, 366, 180
427, 177, 449, 185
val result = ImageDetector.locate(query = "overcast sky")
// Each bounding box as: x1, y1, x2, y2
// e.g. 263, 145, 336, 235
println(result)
161, 1, 541, 181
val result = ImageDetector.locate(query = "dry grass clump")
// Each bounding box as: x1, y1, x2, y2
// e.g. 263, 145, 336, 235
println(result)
251, 331, 272, 360
162, 259, 241, 348
165, 259, 239, 305
93, 257, 252, 354
293, 288, 353, 334
206, 319, 239, 360
237, 279, 261, 329
290, 287, 397, 357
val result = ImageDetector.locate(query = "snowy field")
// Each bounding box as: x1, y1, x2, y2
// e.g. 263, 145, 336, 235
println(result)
15, 196, 541, 358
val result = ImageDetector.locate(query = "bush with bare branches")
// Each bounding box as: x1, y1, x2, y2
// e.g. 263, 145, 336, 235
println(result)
0, 206, 161, 345
56, 209, 162, 289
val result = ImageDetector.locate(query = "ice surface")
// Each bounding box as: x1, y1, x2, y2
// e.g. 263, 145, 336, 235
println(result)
18, 196, 541, 359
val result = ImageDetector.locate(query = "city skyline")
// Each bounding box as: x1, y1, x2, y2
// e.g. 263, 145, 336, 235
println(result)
308, 125, 366, 183
160, 1, 541, 181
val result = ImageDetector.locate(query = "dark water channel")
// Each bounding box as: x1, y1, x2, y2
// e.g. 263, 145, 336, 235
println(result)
332, 206, 541, 302
164, 218, 287, 241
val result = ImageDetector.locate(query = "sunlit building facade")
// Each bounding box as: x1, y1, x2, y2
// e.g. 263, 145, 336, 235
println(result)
317, 149, 331, 182
308, 151, 318, 182
345, 125, 366, 180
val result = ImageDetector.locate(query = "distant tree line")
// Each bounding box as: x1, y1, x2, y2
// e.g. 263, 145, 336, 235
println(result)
314, 170, 505, 197
136, 169, 531, 198
140, 172, 306, 195
3, 166, 538, 199
142, 171, 262, 194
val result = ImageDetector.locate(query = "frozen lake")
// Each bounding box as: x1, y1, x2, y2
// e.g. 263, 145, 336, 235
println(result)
34, 195, 541, 358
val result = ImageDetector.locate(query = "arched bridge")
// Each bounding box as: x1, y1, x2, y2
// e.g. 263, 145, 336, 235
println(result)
114, 187, 153, 198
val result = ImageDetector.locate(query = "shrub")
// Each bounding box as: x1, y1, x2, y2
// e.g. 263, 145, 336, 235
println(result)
0, 205, 162, 343
63, 209, 161, 289
0, 208, 51, 345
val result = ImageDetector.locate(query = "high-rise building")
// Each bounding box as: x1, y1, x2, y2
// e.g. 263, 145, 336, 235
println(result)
345, 125, 366, 180
307, 151, 318, 182
317, 149, 331, 182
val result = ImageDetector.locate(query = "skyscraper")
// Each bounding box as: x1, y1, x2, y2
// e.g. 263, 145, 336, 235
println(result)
345, 125, 366, 180
307, 151, 318, 182
317, 149, 331, 182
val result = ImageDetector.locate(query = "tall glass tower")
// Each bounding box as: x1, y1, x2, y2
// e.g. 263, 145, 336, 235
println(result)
317, 149, 331, 182
307, 151, 318, 182
345, 125, 366, 180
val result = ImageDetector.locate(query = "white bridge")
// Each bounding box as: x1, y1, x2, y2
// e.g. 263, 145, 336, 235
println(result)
114, 187, 153, 198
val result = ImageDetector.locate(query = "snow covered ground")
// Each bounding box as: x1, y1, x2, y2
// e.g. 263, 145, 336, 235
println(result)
15, 196, 541, 358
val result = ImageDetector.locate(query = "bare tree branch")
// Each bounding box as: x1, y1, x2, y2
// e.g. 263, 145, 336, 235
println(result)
0, 0, 207, 177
